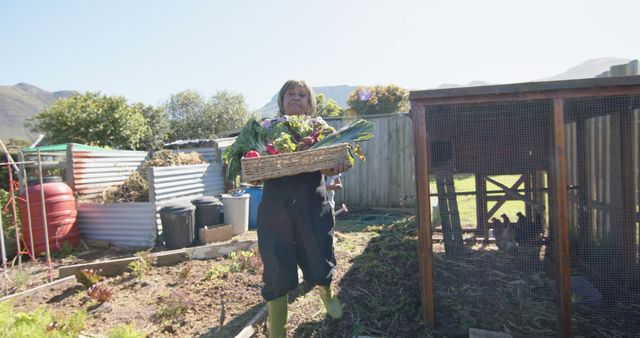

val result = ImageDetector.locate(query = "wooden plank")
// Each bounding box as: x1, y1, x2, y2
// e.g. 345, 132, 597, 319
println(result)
485, 176, 544, 209
412, 104, 435, 327
59, 256, 140, 278
410, 76, 640, 102
576, 118, 592, 255
550, 98, 572, 338
0, 276, 76, 303
476, 174, 488, 241
619, 107, 637, 280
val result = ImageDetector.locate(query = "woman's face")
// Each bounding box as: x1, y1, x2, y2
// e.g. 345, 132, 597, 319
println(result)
282, 85, 310, 115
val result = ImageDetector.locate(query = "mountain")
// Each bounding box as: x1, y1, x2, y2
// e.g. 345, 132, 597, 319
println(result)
0, 83, 78, 141
537, 57, 631, 81
259, 85, 358, 118
257, 58, 634, 118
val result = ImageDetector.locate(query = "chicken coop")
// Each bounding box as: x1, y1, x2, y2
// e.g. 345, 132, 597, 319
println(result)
410, 76, 640, 337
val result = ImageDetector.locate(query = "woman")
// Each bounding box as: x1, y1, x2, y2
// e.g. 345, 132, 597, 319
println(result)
258, 80, 350, 337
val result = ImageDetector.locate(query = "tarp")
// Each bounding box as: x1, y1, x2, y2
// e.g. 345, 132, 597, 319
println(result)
22, 143, 107, 153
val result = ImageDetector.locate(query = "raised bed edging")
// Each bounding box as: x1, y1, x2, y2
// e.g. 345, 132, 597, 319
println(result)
58, 239, 256, 278
0, 275, 77, 303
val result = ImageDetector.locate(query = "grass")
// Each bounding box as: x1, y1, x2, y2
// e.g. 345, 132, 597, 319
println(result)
429, 174, 534, 227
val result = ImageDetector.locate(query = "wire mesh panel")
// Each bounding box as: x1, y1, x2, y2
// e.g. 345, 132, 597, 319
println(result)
425, 99, 558, 336
412, 78, 640, 337
565, 95, 640, 337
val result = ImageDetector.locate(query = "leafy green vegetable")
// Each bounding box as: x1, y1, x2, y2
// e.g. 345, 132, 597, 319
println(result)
265, 121, 291, 142
311, 119, 374, 149
273, 132, 297, 153
223, 119, 266, 180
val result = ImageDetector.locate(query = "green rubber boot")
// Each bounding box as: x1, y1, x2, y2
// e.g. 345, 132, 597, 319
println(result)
319, 286, 343, 319
267, 295, 288, 338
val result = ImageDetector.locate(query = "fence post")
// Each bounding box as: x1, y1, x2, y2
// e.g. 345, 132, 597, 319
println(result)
66, 143, 75, 191
412, 104, 435, 327
551, 98, 572, 338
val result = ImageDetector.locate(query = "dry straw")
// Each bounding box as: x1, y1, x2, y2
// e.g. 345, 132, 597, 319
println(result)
101, 150, 206, 203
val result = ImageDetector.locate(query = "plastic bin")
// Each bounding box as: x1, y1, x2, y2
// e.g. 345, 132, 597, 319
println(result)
160, 204, 195, 249
245, 187, 263, 230
191, 197, 223, 242
221, 193, 250, 235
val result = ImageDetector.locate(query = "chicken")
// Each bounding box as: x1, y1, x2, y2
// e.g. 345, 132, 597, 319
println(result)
534, 212, 543, 239
496, 213, 517, 251
489, 217, 502, 239
516, 212, 540, 245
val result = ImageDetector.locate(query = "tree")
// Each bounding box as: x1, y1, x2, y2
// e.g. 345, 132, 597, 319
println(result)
211, 90, 253, 135
135, 103, 171, 151
347, 84, 409, 116
164, 90, 252, 141
26, 92, 149, 150
315, 94, 343, 117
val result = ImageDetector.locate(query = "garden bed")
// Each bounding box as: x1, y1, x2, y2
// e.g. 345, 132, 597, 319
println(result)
4, 210, 636, 337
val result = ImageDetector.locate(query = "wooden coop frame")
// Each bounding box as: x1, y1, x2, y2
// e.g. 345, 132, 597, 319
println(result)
409, 76, 640, 337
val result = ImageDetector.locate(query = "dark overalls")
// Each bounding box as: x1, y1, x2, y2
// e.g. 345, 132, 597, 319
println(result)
257, 171, 336, 301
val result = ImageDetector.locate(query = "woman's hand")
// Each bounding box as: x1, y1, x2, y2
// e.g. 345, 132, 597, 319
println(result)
248, 180, 263, 186
321, 159, 352, 176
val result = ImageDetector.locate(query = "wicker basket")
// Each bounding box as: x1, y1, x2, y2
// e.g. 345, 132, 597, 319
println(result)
241, 143, 350, 181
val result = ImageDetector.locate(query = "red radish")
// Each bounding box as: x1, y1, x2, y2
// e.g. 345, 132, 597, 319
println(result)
266, 144, 280, 155
245, 150, 260, 158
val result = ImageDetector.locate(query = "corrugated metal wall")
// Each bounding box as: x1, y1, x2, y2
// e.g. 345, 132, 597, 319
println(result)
148, 163, 224, 231
77, 202, 156, 248
70, 149, 147, 200
325, 113, 416, 208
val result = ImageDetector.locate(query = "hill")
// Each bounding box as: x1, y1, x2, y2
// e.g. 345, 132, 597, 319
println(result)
259, 58, 634, 118
0, 83, 78, 141
537, 57, 631, 81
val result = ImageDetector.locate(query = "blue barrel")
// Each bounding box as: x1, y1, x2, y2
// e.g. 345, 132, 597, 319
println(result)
245, 186, 263, 230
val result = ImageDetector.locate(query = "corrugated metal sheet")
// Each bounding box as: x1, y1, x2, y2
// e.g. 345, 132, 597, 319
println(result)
77, 202, 156, 248
213, 137, 236, 162
325, 114, 416, 208
71, 150, 147, 199
148, 163, 223, 204
148, 163, 225, 230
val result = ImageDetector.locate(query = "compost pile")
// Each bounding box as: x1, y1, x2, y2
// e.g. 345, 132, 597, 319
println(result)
101, 150, 205, 203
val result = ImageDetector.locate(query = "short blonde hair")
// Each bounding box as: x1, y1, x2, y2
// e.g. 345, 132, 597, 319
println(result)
277, 80, 317, 116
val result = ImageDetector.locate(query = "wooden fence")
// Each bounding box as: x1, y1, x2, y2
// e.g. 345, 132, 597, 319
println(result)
326, 113, 416, 208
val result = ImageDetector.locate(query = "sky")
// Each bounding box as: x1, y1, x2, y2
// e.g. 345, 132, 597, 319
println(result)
1, 0, 639, 110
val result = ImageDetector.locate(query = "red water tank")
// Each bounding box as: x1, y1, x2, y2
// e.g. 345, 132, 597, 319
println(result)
18, 177, 79, 256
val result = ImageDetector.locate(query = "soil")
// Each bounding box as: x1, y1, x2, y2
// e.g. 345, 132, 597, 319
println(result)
5, 209, 637, 337
3, 210, 429, 337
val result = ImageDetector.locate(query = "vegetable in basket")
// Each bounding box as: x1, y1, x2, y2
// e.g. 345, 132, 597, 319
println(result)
223, 116, 374, 180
